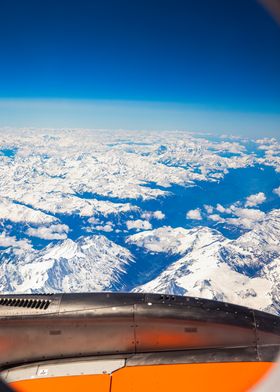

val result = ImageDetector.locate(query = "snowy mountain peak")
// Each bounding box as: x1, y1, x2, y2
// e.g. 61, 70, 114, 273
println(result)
42, 238, 78, 260
131, 211, 280, 314
0, 235, 134, 294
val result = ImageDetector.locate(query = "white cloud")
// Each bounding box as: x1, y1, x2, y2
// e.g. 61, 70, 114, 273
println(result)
208, 214, 225, 223
273, 186, 280, 197
216, 204, 225, 213
0, 232, 32, 250
0, 199, 56, 224
88, 217, 100, 224
226, 208, 265, 229
88, 217, 114, 232
26, 224, 69, 240
256, 138, 277, 145
186, 208, 202, 220
141, 212, 150, 220
234, 208, 265, 220
127, 226, 193, 254
245, 192, 266, 207
95, 224, 113, 232
213, 141, 245, 154
153, 210, 165, 220
141, 210, 165, 220
204, 205, 213, 214
126, 219, 152, 231
216, 204, 232, 214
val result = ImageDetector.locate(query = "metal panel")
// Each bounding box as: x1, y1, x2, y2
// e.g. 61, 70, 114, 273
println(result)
134, 302, 256, 352
0, 305, 135, 367
58, 292, 144, 313
0, 293, 279, 369
126, 346, 280, 367
254, 309, 280, 346
144, 294, 255, 327
3, 358, 125, 383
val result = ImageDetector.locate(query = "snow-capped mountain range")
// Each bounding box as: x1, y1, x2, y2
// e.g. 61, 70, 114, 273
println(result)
0, 235, 133, 293
0, 129, 279, 315
130, 209, 280, 314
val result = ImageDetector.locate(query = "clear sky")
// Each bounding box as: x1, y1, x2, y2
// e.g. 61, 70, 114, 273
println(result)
0, 0, 279, 136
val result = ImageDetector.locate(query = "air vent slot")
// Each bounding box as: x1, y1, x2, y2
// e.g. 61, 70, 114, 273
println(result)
0, 298, 51, 310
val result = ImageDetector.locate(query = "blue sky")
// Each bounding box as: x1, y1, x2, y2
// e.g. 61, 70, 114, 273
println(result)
0, 0, 279, 136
